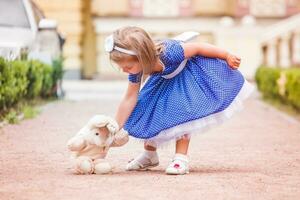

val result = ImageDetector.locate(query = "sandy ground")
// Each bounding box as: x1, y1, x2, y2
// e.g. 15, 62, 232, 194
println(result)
0, 81, 300, 200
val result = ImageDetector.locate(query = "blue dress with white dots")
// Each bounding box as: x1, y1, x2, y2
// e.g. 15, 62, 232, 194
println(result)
124, 39, 254, 147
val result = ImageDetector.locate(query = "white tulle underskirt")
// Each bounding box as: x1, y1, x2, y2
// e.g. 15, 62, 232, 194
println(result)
134, 79, 255, 148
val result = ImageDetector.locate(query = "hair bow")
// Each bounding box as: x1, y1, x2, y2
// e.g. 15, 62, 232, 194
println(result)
104, 35, 137, 55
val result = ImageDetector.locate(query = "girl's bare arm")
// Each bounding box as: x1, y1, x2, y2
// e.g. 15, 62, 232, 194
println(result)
115, 81, 140, 130
182, 42, 241, 70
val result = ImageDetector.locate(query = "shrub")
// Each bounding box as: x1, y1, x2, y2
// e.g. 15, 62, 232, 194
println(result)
285, 69, 300, 109
255, 66, 300, 110
41, 64, 54, 98
26, 60, 45, 99
0, 57, 64, 120
0, 58, 29, 110
255, 66, 281, 99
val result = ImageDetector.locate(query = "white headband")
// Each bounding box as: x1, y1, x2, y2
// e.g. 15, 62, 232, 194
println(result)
104, 35, 137, 56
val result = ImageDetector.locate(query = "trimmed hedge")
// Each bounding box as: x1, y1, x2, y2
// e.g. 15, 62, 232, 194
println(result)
0, 57, 64, 114
285, 68, 300, 109
255, 66, 300, 110
0, 59, 29, 109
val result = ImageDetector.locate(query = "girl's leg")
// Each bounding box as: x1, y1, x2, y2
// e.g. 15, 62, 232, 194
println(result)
175, 134, 191, 155
126, 141, 159, 171
166, 134, 191, 175
144, 142, 157, 151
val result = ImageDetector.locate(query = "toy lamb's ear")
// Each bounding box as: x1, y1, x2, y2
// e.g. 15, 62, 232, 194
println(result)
172, 31, 200, 43
88, 115, 119, 134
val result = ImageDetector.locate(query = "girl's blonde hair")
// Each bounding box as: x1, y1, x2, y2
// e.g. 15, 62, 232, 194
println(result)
109, 26, 164, 76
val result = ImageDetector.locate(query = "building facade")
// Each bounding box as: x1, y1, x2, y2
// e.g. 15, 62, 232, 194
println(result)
34, 0, 300, 79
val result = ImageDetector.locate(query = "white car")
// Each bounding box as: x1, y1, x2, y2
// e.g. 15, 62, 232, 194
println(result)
0, 0, 64, 63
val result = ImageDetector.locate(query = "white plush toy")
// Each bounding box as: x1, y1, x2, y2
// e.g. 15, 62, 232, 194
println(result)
67, 115, 129, 175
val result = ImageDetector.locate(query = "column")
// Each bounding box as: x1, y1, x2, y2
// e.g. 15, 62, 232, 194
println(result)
292, 29, 300, 65
279, 33, 291, 68
266, 39, 277, 67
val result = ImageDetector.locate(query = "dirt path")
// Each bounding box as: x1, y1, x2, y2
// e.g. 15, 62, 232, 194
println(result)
0, 81, 300, 200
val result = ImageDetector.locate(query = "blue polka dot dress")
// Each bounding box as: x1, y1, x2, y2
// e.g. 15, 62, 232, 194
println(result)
124, 39, 254, 147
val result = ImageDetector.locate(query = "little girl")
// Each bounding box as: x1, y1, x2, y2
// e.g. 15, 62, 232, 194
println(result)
104, 26, 254, 175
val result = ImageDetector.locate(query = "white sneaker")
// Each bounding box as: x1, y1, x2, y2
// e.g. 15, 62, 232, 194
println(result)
165, 154, 189, 175
126, 151, 159, 171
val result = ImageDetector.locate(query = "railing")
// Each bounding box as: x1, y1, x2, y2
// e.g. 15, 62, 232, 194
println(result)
260, 13, 300, 67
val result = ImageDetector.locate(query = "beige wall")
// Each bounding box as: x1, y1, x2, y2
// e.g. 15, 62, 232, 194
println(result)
82, 0, 97, 79
92, 0, 129, 16
34, 0, 83, 72
250, 0, 286, 17
34, 0, 97, 79
192, 0, 237, 16
91, 0, 299, 18
92, 0, 238, 17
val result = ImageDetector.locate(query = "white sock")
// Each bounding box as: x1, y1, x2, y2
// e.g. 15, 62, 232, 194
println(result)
174, 153, 189, 163
129, 150, 158, 166
126, 150, 159, 170
142, 150, 158, 163
144, 150, 157, 157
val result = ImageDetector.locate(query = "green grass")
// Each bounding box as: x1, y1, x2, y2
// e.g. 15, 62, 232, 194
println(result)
4, 110, 19, 124
21, 105, 40, 119
0, 97, 58, 125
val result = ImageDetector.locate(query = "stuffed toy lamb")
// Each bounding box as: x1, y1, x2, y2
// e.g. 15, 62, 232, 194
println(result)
67, 115, 129, 175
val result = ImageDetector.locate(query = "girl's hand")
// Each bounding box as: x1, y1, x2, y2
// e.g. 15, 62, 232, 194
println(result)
226, 53, 241, 70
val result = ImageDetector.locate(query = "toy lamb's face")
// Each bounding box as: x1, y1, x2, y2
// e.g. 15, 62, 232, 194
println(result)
76, 125, 109, 147
75, 115, 118, 147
